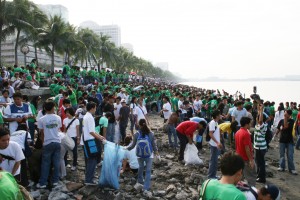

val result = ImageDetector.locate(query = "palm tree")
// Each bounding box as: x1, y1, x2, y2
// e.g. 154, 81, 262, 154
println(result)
98, 33, 116, 71
38, 15, 67, 71
0, 0, 15, 67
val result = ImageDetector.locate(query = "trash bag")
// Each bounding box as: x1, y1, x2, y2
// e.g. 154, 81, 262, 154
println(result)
99, 141, 125, 189
114, 122, 120, 144
184, 143, 203, 166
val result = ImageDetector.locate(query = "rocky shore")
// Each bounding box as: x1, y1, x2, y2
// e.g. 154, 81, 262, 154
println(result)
28, 114, 300, 200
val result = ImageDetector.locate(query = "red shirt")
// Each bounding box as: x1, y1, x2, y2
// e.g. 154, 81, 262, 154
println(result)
59, 106, 67, 131
176, 121, 198, 138
297, 112, 300, 126
235, 127, 253, 161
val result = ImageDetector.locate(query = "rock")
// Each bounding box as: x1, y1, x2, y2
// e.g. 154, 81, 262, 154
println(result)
78, 185, 99, 196
166, 184, 176, 193
175, 191, 189, 200
48, 191, 70, 200
30, 190, 41, 198
168, 178, 179, 183
125, 185, 134, 192
189, 187, 198, 196
114, 192, 125, 200
166, 154, 175, 159
74, 194, 83, 200
166, 192, 176, 199
66, 182, 84, 192
153, 190, 166, 197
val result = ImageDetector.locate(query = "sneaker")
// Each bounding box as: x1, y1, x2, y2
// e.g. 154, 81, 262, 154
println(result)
143, 190, 152, 198
53, 182, 59, 187
28, 180, 35, 187
277, 167, 284, 172
71, 166, 77, 171
134, 183, 144, 191
36, 183, 46, 189
290, 170, 298, 175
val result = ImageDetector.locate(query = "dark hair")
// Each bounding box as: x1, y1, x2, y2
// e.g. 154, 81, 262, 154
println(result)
0, 127, 10, 137
105, 112, 112, 118
86, 102, 96, 111
131, 97, 137, 104
245, 104, 252, 111
63, 99, 71, 105
44, 101, 55, 112
286, 109, 292, 116
3, 82, 9, 87
65, 107, 75, 116
212, 110, 221, 119
13, 92, 23, 99
124, 135, 132, 146
2, 90, 9, 95
240, 117, 251, 127
16, 123, 28, 131
138, 119, 150, 136
22, 95, 29, 102
163, 96, 170, 102
199, 121, 207, 129
230, 121, 238, 133
63, 91, 69, 97
30, 96, 40, 109
220, 152, 245, 176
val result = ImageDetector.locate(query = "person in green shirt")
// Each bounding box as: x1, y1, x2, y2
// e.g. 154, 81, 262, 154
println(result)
171, 92, 180, 112
0, 112, 4, 128
291, 103, 298, 120
200, 152, 246, 200
62, 62, 70, 77
0, 171, 23, 200
68, 86, 78, 109
13, 64, 22, 73
28, 96, 40, 144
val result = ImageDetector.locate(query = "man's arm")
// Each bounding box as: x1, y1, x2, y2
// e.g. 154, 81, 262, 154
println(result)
245, 145, 254, 168
11, 161, 21, 175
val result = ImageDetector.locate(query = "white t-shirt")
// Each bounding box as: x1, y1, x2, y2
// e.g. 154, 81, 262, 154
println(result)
3, 103, 33, 134
0, 141, 25, 175
193, 100, 203, 112
114, 103, 122, 120
36, 110, 44, 122
163, 102, 172, 119
10, 130, 32, 150
178, 100, 186, 114
0, 96, 12, 104
232, 108, 247, 126
38, 114, 62, 146
209, 120, 221, 147
124, 146, 138, 169
80, 112, 96, 145
63, 117, 79, 138
130, 103, 137, 115
243, 187, 258, 200
135, 105, 147, 122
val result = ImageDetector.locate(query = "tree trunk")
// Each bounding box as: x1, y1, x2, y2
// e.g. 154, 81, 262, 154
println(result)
34, 45, 38, 66
51, 46, 55, 72
14, 29, 21, 65
0, 35, 2, 68
85, 58, 88, 68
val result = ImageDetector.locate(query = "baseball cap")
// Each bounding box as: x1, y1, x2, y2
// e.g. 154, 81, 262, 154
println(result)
121, 88, 126, 92
121, 99, 126, 103
265, 185, 280, 200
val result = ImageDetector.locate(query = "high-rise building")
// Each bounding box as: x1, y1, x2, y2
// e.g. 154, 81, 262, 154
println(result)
38, 4, 69, 22
80, 21, 121, 47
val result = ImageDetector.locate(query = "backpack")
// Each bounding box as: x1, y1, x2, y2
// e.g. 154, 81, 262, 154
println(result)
236, 182, 258, 199
136, 131, 153, 158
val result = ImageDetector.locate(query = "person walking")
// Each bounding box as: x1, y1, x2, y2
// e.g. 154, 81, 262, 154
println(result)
275, 109, 298, 175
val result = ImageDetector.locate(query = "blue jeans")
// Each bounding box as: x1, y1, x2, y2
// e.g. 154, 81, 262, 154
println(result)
208, 145, 220, 179
167, 124, 178, 148
279, 143, 295, 171
85, 156, 98, 183
157, 100, 162, 112
137, 158, 153, 191
107, 122, 115, 143
39, 142, 61, 186
102, 77, 106, 84
130, 114, 137, 133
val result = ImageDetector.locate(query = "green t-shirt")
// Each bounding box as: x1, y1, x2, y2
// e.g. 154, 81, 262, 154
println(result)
36, 71, 41, 82
69, 91, 77, 106
269, 106, 275, 116
292, 109, 298, 120
88, 70, 95, 77
63, 65, 70, 75
171, 97, 179, 112
202, 179, 246, 200
28, 104, 37, 123
98, 116, 108, 135
0, 171, 23, 200
26, 75, 32, 81
0, 112, 4, 124
30, 63, 36, 69
13, 67, 22, 73
81, 69, 87, 77
55, 73, 62, 78
53, 85, 62, 95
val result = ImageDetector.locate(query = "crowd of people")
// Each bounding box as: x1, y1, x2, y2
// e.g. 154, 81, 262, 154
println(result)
0, 62, 299, 199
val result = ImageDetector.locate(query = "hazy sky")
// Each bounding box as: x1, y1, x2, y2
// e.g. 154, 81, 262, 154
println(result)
32, 0, 300, 79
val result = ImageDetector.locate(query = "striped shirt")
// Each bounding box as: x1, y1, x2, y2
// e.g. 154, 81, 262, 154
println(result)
253, 123, 268, 150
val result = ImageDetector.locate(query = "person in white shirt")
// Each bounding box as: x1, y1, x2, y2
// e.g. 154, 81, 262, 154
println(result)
178, 94, 186, 121
114, 97, 122, 120
135, 98, 149, 128
63, 108, 79, 171
130, 97, 138, 135
117, 88, 127, 100
121, 135, 139, 174
193, 94, 203, 117
36, 101, 62, 189
0, 127, 25, 184
161, 96, 172, 123
208, 110, 223, 179
80, 102, 105, 185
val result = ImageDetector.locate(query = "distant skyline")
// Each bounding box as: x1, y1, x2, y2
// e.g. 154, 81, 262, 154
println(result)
32, 0, 300, 79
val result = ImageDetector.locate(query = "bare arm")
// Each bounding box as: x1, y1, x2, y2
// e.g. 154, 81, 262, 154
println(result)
90, 132, 104, 141
11, 161, 21, 175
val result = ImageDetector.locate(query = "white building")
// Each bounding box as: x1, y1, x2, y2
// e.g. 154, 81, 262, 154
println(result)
38, 4, 69, 22
155, 62, 169, 71
80, 21, 121, 47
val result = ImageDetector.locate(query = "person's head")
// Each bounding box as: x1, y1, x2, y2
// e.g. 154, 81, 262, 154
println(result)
139, 119, 150, 134
245, 104, 252, 112
198, 121, 207, 130
108, 94, 115, 103
0, 127, 10, 149
258, 185, 280, 200
2, 82, 9, 88
230, 121, 239, 133
163, 96, 169, 103
236, 101, 244, 109
131, 97, 137, 104
104, 112, 112, 119
124, 135, 132, 146
62, 99, 71, 108
14, 72, 19, 77
86, 102, 97, 114
116, 96, 121, 103
220, 152, 245, 184
13, 92, 23, 106
65, 107, 75, 118
2, 90, 9, 98
121, 99, 126, 106
284, 109, 292, 118
240, 117, 251, 129
63, 91, 69, 98
22, 95, 29, 103
16, 123, 28, 132
211, 110, 221, 120
44, 101, 55, 113
138, 98, 143, 106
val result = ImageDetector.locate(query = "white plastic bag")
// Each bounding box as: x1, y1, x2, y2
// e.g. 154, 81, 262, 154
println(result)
184, 143, 203, 165
114, 122, 120, 144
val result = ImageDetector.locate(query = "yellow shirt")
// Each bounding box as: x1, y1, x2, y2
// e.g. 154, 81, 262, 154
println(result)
218, 123, 232, 134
